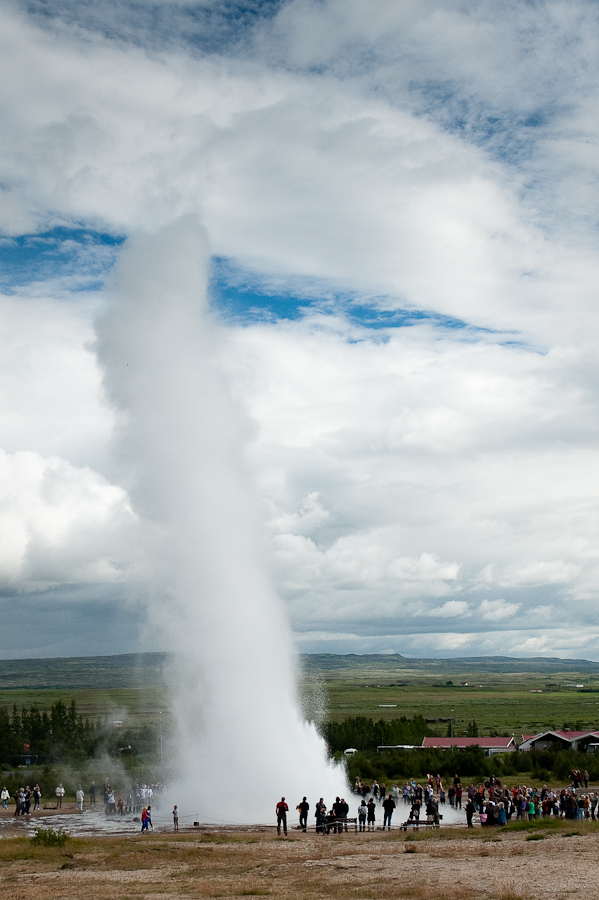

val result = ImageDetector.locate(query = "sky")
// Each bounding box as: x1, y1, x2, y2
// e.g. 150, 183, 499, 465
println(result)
1, 0, 598, 660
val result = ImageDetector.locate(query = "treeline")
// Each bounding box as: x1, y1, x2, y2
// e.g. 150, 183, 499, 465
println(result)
323, 715, 432, 752
0, 701, 157, 766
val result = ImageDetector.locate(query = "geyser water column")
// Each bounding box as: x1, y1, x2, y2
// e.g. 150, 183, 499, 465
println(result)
95, 218, 347, 823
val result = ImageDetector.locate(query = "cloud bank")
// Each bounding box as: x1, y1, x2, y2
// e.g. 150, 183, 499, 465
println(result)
0, 0, 598, 657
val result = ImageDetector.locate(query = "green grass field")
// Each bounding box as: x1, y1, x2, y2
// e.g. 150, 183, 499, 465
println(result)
302, 655, 599, 736
1, 652, 599, 738
318, 680, 599, 735
0, 686, 169, 728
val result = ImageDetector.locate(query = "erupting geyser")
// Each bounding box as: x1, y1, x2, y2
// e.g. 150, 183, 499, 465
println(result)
95, 218, 347, 823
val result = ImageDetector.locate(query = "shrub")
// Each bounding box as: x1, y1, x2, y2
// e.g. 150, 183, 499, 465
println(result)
31, 826, 70, 847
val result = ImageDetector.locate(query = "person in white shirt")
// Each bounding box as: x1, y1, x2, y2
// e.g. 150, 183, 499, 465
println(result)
55, 784, 65, 808
76, 786, 84, 810
1, 787, 9, 809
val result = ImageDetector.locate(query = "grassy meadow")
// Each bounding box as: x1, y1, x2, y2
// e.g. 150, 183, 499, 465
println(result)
303, 655, 599, 736
319, 679, 599, 735
2, 652, 599, 738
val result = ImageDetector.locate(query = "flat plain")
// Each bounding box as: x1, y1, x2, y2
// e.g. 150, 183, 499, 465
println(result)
2, 652, 599, 735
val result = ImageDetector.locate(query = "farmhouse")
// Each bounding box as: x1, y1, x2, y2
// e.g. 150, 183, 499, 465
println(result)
518, 730, 599, 752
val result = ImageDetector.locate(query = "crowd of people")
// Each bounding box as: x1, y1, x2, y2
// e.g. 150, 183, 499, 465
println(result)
274, 770, 599, 834
275, 787, 403, 836
0, 779, 165, 817
2, 784, 43, 815
1, 770, 596, 834
469, 779, 599, 826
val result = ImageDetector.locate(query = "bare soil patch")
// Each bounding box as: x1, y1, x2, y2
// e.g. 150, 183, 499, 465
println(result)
1, 822, 598, 900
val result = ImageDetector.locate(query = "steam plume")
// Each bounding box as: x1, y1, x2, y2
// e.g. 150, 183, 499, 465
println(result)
95, 217, 346, 823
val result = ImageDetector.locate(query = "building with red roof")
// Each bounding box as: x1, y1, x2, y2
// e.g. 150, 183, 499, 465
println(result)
518, 730, 599, 752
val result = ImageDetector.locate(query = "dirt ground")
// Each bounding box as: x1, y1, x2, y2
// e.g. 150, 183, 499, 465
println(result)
1, 817, 599, 900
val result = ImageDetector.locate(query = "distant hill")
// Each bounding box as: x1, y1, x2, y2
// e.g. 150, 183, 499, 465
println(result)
0, 651, 598, 690
0, 652, 169, 690
301, 653, 599, 675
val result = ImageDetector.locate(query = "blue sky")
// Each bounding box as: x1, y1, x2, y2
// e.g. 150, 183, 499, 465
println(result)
0, 227, 476, 332
0, 0, 598, 660
0, 228, 123, 293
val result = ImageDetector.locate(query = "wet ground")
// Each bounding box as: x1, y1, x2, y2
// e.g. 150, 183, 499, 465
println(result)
0, 806, 158, 836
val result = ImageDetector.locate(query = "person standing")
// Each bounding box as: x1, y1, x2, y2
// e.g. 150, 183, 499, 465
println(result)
172, 805, 179, 831
382, 793, 396, 831
76, 786, 84, 811
1, 787, 9, 809
55, 783, 65, 809
297, 797, 309, 832
315, 798, 327, 834
367, 797, 376, 831
358, 799, 367, 832
466, 797, 475, 828
33, 785, 41, 811
455, 784, 463, 810
426, 794, 440, 826
339, 797, 349, 832
89, 781, 96, 807
141, 807, 149, 832
276, 797, 288, 836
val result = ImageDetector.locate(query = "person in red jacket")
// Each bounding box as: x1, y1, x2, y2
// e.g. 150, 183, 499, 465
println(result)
141, 806, 153, 832
276, 797, 289, 836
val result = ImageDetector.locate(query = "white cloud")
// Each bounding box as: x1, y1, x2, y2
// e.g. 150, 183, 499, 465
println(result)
0, 3, 596, 345
0, 292, 111, 468
426, 600, 471, 619
216, 311, 599, 647
478, 598, 520, 622
0, 0, 598, 657
268, 491, 330, 536
0, 449, 136, 589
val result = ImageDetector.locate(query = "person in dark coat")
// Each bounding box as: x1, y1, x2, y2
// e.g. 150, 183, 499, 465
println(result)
297, 797, 309, 832
367, 797, 376, 831
382, 794, 396, 830
276, 797, 288, 836
466, 798, 475, 828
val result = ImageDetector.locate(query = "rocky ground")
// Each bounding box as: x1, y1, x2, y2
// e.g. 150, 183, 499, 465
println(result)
0, 816, 598, 900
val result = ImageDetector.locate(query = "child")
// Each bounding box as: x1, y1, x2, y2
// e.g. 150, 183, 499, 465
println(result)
173, 804, 179, 831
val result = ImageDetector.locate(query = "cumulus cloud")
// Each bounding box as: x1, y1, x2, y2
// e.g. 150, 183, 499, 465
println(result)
0, 449, 136, 589
426, 600, 471, 619
1, 2, 596, 345
0, 291, 111, 467
220, 311, 599, 652
0, 0, 598, 658
478, 599, 520, 622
